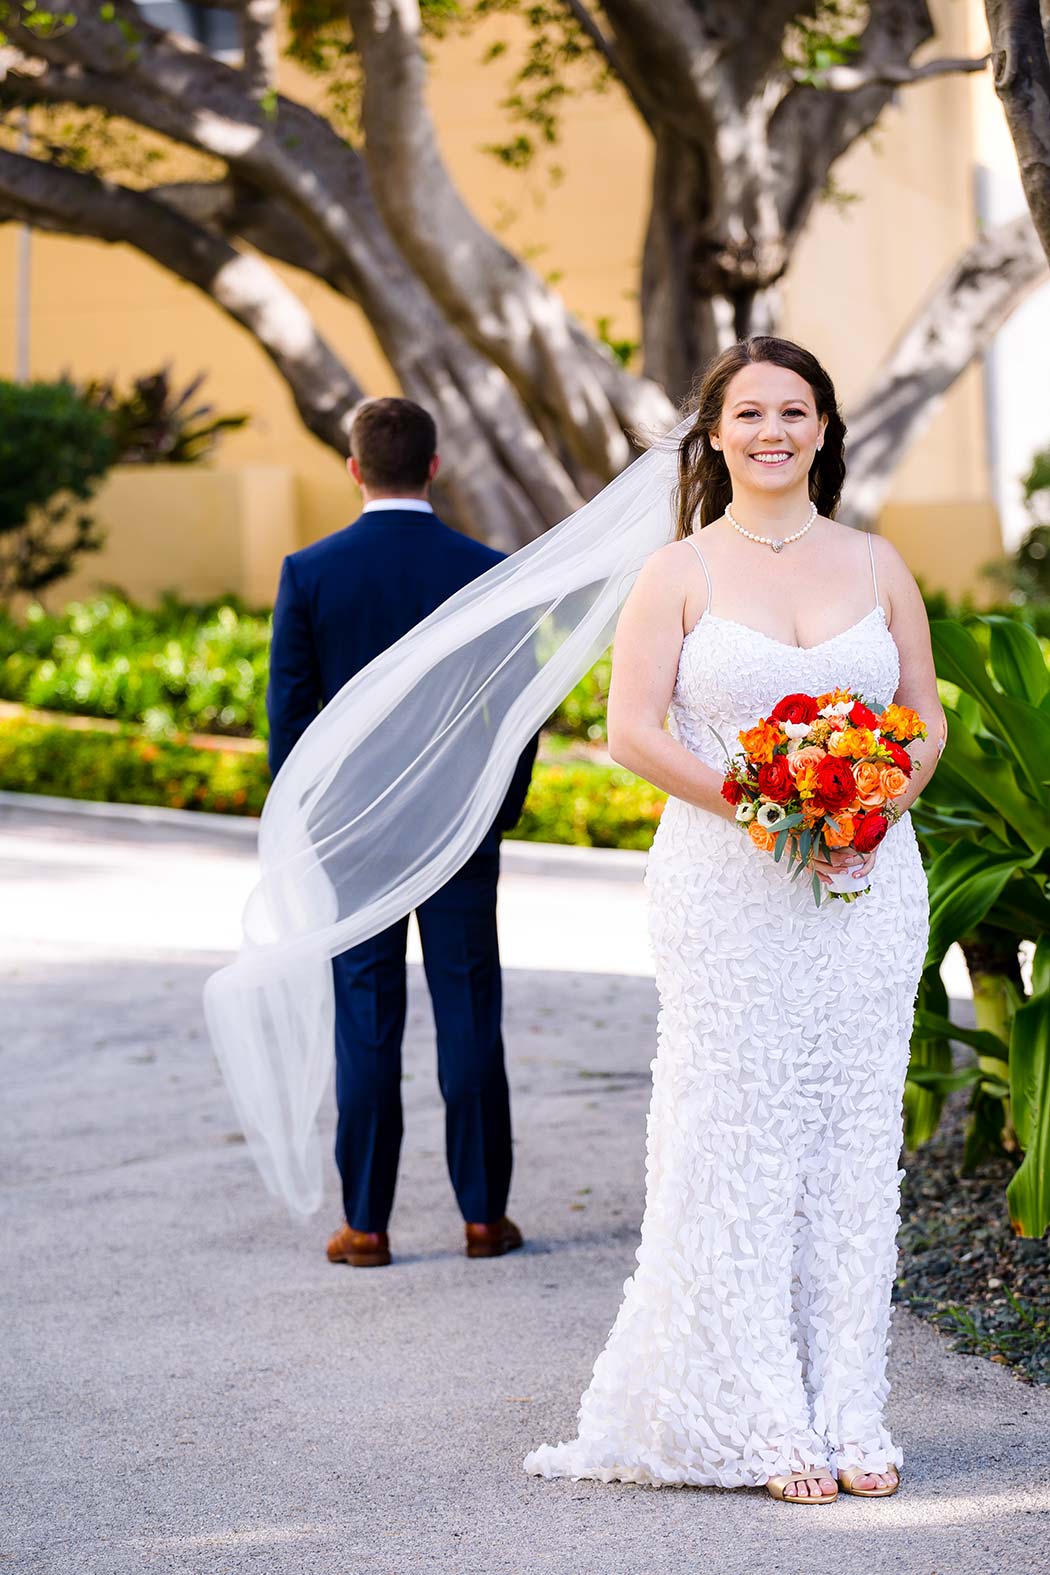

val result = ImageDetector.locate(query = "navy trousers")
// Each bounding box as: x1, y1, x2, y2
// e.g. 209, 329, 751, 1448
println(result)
332, 834, 512, 1232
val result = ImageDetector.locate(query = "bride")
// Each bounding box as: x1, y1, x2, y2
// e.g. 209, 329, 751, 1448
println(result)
523, 337, 946, 1504
206, 332, 946, 1505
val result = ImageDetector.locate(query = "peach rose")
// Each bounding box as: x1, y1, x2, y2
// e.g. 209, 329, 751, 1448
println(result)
823, 812, 856, 848
801, 800, 825, 821
853, 762, 882, 797
786, 745, 826, 779
747, 819, 777, 852
879, 765, 909, 800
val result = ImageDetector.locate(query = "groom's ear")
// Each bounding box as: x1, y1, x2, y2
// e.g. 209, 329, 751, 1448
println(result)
429, 453, 441, 483
348, 455, 363, 485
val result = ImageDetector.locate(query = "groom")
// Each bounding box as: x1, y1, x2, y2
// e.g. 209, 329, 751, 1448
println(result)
267, 397, 536, 1268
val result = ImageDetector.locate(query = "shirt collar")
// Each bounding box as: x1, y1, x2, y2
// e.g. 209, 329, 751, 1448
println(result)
360, 499, 434, 515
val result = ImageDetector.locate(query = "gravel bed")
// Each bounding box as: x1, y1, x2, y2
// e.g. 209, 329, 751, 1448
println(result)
895, 1087, 1050, 1385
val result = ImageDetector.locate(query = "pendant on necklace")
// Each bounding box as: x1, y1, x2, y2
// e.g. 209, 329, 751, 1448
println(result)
771, 540, 784, 553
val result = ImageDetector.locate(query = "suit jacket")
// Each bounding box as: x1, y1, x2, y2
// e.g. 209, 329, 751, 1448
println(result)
266, 506, 538, 832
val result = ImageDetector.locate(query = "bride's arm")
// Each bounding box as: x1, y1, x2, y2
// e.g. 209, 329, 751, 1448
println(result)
878, 538, 948, 814
607, 545, 736, 821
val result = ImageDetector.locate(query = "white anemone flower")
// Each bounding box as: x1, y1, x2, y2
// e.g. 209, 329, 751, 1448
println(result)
782, 720, 812, 741
756, 800, 788, 829
735, 800, 758, 824
819, 700, 852, 719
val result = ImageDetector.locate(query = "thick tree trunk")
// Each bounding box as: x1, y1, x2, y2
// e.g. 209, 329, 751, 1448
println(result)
985, 0, 1050, 265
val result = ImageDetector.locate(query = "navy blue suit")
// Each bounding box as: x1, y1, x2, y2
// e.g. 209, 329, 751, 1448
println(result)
266, 505, 536, 1231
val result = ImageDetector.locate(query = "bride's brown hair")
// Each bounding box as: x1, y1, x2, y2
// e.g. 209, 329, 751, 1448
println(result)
673, 336, 847, 540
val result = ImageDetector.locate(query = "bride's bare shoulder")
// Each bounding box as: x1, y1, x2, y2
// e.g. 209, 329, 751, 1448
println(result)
641, 538, 702, 579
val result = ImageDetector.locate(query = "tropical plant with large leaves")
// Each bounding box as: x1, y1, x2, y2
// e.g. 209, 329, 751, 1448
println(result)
907, 615, 1050, 1237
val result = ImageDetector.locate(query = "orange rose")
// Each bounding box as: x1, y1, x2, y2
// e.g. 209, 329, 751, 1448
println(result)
747, 819, 777, 852
786, 745, 826, 779
801, 799, 825, 821
738, 719, 786, 764
827, 728, 856, 757
823, 812, 856, 848
853, 761, 882, 796
879, 765, 909, 800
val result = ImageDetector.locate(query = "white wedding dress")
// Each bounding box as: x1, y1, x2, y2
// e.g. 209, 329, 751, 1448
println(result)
524, 535, 929, 1488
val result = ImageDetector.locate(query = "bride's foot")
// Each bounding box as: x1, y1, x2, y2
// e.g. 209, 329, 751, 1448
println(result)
837, 1465, 900, 1498
765, 1469, 838, 1503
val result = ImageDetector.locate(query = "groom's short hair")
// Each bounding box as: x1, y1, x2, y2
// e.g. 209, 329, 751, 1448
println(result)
350, 397, 437, 488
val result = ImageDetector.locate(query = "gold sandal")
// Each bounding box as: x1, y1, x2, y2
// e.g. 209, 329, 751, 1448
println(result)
765, 1470, 838, 1504
837, 1465, 900, 1498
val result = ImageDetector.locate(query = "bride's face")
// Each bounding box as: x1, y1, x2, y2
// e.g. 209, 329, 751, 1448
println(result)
712, 363, 827, 495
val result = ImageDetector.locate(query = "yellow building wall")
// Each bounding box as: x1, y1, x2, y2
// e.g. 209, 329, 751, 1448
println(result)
0, 0, 1015, 604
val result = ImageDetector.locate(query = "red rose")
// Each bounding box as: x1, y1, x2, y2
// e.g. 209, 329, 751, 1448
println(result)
814, 755, 857, 811
882, 738, 912, 775
849, 700, 879, 729
771, 692, 819, 725
721, 777, 744, 806
853, 810, 889, 854
757, 756, 793, 803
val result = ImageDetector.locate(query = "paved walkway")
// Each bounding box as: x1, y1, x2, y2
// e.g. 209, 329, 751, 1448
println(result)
3, 795, 1047, 1575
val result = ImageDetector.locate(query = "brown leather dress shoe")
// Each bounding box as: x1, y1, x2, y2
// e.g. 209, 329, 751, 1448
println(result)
326, 1224, 391, 1268
465, 1216, 524, 1259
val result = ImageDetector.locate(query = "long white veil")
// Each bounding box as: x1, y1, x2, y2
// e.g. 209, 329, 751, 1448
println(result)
203, 413, 693, 1215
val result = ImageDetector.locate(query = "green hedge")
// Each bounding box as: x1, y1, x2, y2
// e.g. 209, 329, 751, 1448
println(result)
0, 593, 271, 738
0, 718, 665, 848
0, 718, 270, 816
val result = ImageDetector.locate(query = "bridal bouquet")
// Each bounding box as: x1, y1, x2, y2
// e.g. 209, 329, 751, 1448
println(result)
719, 688, 927, 902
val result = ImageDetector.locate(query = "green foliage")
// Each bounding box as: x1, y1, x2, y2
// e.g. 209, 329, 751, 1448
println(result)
0, 715, 666, 850
0, 593, 272, 738
910, 615, 1050, 1236
0, 379, 117, 596
0, 717, 270, 816
80, 368, 249, 465
509, 758, 665, 850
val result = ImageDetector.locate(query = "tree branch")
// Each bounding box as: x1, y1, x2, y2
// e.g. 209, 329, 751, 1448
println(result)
0, 148, 366, 453
841, 213, 1048, 529
799, 52, 990, 92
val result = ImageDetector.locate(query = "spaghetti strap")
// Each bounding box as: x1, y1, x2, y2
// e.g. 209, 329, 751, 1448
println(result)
866, 530, 880, 612
684, 534, 713, 614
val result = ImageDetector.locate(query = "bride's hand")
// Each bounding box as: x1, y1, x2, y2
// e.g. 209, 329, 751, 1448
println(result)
808, 843, 877, 889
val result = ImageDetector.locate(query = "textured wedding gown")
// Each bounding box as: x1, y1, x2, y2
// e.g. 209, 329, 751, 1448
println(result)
524, 534, 929, 1488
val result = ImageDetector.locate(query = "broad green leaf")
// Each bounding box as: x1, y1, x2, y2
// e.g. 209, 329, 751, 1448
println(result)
983, 876, 1050, 943
925, 842, 1034, 969
931, 620, 1050, 801
912, 1008, 1009, 1062
920, 714, 1047, 853
1033, 935, 1050, 997
1006, 988, 1050, 1236
986, 616, 1050, 706
905, 968, 952, 1148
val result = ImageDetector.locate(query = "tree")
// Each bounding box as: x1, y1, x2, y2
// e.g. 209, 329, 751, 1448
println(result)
0, 1, 1044, 545
985, 0, 1050, 265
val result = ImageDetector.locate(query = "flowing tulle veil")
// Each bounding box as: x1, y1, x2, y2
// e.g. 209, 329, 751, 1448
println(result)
203, 413, 693, 1215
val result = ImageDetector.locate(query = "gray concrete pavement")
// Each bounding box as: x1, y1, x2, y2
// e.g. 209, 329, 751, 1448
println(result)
2, 798, 1048, 1575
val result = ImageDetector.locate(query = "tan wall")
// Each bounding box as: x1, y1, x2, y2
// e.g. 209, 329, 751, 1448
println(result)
56, 464, 298, 607
0, 0, 1013, 603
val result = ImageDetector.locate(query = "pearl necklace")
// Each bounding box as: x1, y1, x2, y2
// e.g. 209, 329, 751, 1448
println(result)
725, 500, 817, 553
